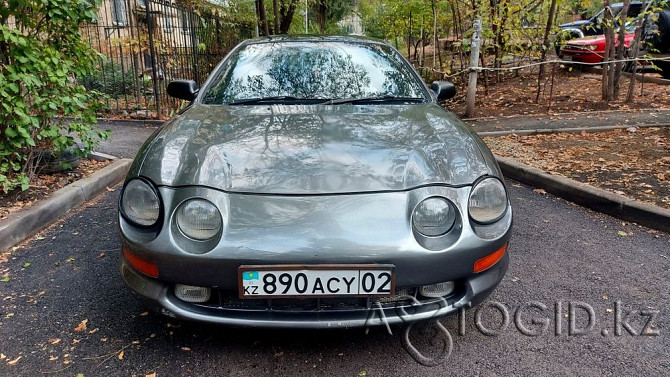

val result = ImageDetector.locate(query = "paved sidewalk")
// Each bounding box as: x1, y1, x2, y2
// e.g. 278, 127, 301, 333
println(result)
95, 120, 161, 159
465, 108, 670, 133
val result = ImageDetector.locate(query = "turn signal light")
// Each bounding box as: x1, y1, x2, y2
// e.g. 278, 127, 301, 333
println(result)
473, 243, 508, 273
123, 247, 159, 278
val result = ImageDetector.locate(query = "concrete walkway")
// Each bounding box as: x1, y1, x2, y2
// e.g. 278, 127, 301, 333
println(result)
465, 108, 670, 134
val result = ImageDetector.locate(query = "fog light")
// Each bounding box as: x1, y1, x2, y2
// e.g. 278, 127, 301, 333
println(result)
420, 281, 455, 298
174, 284, 211, 303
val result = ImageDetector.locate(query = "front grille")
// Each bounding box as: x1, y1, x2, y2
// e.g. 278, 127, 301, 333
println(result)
565, 44, 593, 51
177, 285, 464, 313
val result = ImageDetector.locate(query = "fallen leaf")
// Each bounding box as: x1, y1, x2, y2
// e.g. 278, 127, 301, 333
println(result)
602, 295, 609, 300
23, 263, 30, 268
181, 347, 191, 351
98, 252, 105, 259
48, 338, 61, 345
132, 340, 140, 345
1, 277, 9, 283
145, 373, 156, 377
106, 187, 115, 192
617, 231, 628, 237
0, 353, 5, 360
274, 351, 283, 357
118, 350, 124, 360
533, 188, 547, 195
606, 308, 613, 313
140, 312, 149, 316
7, 356, 22, 365
74, 319, 88, 332
89, 328, 99, 334
49, 355, 58, 361
63, 360, 71, 365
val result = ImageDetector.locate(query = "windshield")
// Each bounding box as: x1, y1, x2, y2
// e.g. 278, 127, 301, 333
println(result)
201, 41, 428, 104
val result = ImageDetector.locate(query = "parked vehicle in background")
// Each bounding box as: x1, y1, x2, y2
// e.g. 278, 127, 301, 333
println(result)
641, 6, 670, 78
623, 5, 670, 78
555, 2, 644, 54
560, 32, 636, 64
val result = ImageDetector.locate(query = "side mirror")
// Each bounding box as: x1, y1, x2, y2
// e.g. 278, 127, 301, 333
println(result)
431, 81, 457, 101
167, 80, 199, 101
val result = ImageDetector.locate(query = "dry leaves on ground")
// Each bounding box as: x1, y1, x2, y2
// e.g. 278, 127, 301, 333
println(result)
484, 127, 669, 209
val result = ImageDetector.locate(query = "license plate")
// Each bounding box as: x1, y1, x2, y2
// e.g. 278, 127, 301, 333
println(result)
238, 265, 395, 298
563, 55, 572, 61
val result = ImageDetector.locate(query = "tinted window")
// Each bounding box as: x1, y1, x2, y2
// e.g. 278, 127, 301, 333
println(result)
202, 41, 427, 104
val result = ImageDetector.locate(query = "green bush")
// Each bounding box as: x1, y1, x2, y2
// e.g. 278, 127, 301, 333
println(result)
0, 0, 109, 192
79, 59, 137, 97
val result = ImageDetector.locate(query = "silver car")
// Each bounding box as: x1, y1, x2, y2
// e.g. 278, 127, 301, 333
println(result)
118, 35, 512, 328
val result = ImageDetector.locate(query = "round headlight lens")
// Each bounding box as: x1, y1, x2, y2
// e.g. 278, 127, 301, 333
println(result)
176, 199, 222, 240
468, 177, 508, 224
121, 179, 160, 227
413, 197, 456, 237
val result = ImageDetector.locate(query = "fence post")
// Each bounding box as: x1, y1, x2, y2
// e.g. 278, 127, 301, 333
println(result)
146, 0, 161, 119
465, 18, 482, 118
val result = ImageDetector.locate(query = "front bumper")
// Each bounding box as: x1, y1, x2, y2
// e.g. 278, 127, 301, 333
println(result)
560, 50, 603, 64
121, 251, 509, 328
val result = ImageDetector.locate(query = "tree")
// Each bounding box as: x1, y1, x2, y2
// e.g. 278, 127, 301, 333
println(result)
0, 0, 109, 193
535, 0, 557, 102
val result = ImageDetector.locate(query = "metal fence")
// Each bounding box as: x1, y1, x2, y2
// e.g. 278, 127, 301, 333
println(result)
79, 0, 254, 119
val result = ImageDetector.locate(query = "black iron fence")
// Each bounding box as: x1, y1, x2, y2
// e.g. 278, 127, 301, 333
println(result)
79, 0, 254, 119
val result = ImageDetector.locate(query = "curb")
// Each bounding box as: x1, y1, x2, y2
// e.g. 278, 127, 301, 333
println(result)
478, 123, 669, 137
496, 155, 670, 233
96, 118, 164, 127
0, 158, 132, 252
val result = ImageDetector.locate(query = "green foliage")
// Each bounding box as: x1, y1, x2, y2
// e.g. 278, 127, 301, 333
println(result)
0, 0, 109, 193
79, 59, 137, 97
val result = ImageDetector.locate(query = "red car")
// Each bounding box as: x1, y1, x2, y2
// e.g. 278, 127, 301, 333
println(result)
560, 33, 635, 64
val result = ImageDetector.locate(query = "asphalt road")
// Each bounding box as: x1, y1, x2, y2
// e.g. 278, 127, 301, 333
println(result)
0, 179, 668, 376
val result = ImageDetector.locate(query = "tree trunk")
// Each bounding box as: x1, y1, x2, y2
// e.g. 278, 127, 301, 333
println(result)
256, 0, 270, 36
408, 11, 412, 60
536, 0, 558, 102
626, 3, 653, 102
613, 0, 630, 98
432, 0, 442, 70
602, 2, 615, 102
279, 0, 299, 34
273, 0, 280, 34
317, 0, 327, 34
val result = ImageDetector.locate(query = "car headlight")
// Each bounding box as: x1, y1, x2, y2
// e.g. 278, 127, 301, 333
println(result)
468, 177, 508, 224
585, 44, 597, 51
120, 178, 161, 227
176, 199, 222, 240
412, 197, 456, 237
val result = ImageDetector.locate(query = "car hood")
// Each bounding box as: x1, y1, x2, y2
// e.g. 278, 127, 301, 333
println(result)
567, 33, 633, 46
131, 104, 496, 194
566, 35, 604, 45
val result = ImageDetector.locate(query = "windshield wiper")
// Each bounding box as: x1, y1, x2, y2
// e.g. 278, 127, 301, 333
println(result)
326, 95, 426, 105
228, 96, 327, 105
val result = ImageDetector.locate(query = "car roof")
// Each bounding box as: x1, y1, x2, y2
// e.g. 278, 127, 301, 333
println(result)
240, 34, 389, 47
